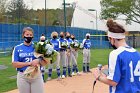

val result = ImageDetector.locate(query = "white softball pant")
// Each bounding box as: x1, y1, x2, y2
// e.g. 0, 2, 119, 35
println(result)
17, 72, 44, 93
83, 49, 90, 63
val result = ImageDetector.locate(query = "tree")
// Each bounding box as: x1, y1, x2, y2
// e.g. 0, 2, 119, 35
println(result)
0, 0, 8, 22
7, 0, 29, 23
100, 0, 140, 24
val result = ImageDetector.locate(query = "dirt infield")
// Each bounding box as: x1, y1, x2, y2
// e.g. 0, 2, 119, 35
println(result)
6, 69, 108, 93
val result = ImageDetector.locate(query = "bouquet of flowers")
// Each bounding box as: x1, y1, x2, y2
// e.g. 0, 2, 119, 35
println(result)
34, 41, 57, 64
61, 41, 68, 49
23, 41, 57, 79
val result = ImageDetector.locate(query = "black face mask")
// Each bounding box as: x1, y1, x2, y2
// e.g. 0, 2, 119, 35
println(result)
71, 38, 75, 40
24, 36, 33, 43
86, 36, 90, 39
66, 36, 70, 39
60, 35, 64, 38
53, 36, 57, 39
111, 44, 117, 49
41, 40, 45, 42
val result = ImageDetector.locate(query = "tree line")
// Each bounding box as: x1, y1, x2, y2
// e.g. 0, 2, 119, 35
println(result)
0, 0, 74, 26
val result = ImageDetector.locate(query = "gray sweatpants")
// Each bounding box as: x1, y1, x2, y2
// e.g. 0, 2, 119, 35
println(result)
83, 49, 90, 63
17, 72, 44, 93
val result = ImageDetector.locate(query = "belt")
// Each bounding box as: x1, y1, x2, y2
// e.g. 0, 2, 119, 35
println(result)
84, 48, 90, 49
19, 70, 25, 72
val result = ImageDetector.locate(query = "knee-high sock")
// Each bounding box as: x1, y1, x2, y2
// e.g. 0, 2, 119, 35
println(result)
48, 68, 52, 77
63, 67, 67, 76
57, 68, 61, 77
87, 63, 90, 72
83, 63, 86, 72
68, 66, 71, 75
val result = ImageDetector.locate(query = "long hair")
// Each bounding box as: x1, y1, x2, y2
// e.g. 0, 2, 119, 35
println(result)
106, 19, 125, 33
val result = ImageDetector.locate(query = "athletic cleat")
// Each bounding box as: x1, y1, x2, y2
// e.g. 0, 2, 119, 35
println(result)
87, 70, 92, 73
72, 72, 76, 76
61, 75, 66, 79
68, 74, 72, 77
47, 77, 51, 81
57, 76, 61, 81
76, 72, 81, 76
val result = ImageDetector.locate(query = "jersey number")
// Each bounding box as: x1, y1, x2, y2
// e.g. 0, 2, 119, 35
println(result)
129, 61, 140, 82
25, 58, 33, 62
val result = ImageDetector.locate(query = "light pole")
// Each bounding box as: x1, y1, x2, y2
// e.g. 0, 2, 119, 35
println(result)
63, 0, 67, 33
90, 21, 94, 29
88, 9, 98, 30
45, 0, 47, 35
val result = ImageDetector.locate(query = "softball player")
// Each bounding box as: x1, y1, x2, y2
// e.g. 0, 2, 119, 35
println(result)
66, 32, 73, 77
47, 31, 61, 81
70, 34, 80, 76
12, 27, 44, 93
59, 32, 68, 79
93, 19, 140, 93
82, 33, 91, 73
40, 34, 46, 82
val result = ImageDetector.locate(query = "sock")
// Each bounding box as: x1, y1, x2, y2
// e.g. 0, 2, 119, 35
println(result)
83, 63, 86, 72
68, 66, 71, 75
75, 65, 79, 73
48, 69, 52, 77
63, 67, 67, 76
57, 68, 61, 77
87, 63, 90, 72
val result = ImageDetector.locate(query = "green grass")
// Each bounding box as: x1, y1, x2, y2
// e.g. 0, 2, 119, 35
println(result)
1, 48, 140, 92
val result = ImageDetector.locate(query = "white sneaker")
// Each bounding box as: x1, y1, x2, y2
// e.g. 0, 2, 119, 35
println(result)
76, 72, 81, 76
72, 72, 76, 76
61, 75, 65, 79
57, 76, 61, 81
47, 77, 51, 81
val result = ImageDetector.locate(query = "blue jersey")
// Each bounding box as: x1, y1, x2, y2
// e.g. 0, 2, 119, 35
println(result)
82, 39, 91, 49
107, 46, 140, 93
66, 38, 73, 49
12, 43, 36, 71
50, 39, 60, 51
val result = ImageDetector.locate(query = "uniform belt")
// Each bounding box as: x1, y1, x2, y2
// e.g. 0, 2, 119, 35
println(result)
84, 48, 90, 49
19, 70, 25, 72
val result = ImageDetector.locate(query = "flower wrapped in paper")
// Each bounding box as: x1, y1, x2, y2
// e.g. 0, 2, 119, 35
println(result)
34, 42, 57, 65
70, 40, 81, 50
24, 41, 57, 79
61, 41, 68, 49
23, 64, 40, 79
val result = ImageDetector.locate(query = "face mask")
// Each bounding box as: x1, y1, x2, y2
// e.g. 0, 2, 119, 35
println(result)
60, 35, 64, 38
111, 44, 117, 49
66, 36, 70, 39
24, 36, 33, 43
53, 36, 57, 39
86, 36, 90, 39
71, 38, 75, 40
41, 40, 45, 42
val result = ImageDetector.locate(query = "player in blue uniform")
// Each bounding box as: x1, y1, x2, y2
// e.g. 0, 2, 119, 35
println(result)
82, 33, 91, 73
93, 19, 140, 93
66, 32, 73, 77
47, 31, 61, 81
59, 32, 68, 79
12, 27, 45, 93
70, 34, 80, 76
